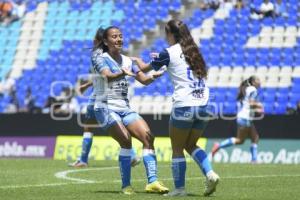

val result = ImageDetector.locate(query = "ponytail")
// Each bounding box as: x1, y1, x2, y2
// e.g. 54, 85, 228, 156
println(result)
237, 76, 257, 101
237, 79, 250, 101
93, 27, 105, 51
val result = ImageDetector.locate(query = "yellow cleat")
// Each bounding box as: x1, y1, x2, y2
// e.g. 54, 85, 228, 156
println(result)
122, 186, 135, 195
145, 181, 169, 194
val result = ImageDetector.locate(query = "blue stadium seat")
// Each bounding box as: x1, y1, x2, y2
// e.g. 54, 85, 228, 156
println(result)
223, 102, 237, 114
262, 17, 274, 26
274, 17, 285, 26
238, 7, 250, 18
276, 93, 288, 104
170, 0, 181, 12
237, 24, 248, 35
274, 103, 286, 114
230, 9, 238, 18
290, 85, 300, 93
289, 93, 300, 105
215, 93, 226, 104
263, 103, 274, 114
220, 56, 233, 66
207, 57, 221, 66
263, 93, 275, 103
232, 56, 245, 66
245, 55, 256, 66
293, 78, 300, 85
249, 25, 261, 35
226, 93, 237, 102
281, 56, 294, 66
269, 55, 281, 66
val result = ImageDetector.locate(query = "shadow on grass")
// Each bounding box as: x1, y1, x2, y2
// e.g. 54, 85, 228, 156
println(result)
186, 193, 201, 197
94, 190, 121, 194
93, 190, 161, 195
94, 190, 202, 197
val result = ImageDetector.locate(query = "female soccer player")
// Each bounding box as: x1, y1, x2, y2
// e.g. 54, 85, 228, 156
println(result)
132, 19, 220, 197
69, 28, 140, 168
68, 81, 141, 167
212, 76, 263, 163
92, 26, 169, 195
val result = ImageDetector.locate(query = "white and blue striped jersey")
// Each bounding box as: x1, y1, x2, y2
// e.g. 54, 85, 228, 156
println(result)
150, 43, 209, 108
237, 86, 258, 120
91, 51, 140, 111
88, 49, 103, 106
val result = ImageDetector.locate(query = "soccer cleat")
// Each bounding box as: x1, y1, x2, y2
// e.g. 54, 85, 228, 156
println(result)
145, 181, 169, 194
204, 171, 220, 197
130, 156, 141, 167
122, 186, 135, 195
68, 160, 88, 168
163, 188, 187, 197
211, 143, 220, 157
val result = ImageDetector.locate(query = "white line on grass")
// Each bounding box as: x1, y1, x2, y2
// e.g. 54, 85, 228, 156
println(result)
54, 166, 119, 183
1, 167, 300, 189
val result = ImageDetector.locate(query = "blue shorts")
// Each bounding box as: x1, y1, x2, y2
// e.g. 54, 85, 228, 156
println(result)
169, 106, 210, 130
94, 107, 142, 131
237, 118, 253, 128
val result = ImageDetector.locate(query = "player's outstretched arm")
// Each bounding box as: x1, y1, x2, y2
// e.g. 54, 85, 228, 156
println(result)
78, 80, 93, 94
130, 57, 152, 72
100, 68, 135, 82
135, 70, 164, 85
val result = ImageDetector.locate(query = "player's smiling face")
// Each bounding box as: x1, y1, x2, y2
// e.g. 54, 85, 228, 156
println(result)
105, 28, 123, 52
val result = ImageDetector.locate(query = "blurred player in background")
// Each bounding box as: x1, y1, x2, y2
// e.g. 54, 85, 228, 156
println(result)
132, 19, 220, 197
92, 26, 169, 195
212, 76, 263, 163
69, 28, 140, 168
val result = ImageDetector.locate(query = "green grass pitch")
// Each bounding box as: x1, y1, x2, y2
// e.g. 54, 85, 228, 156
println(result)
0, 159, 300, 200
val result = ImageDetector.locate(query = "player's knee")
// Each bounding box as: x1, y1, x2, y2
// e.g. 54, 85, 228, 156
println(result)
144, 130, 155, 144
184, 144, 197, 155
118, 137, 131, 149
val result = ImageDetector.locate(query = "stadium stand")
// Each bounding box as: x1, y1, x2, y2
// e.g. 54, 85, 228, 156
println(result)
0, 0, 299, 115
139, 1, 300, 114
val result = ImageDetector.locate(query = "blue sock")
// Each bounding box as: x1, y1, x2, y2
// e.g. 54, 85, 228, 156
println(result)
80, 132, 93, 163
119, 148, 132, 188
250, 143, 258, 162
219, 137, 236, 149
130, 148, 137, 160
192, 148, 212, 176
143, 149, 157, 184
172, 157, 186, 189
